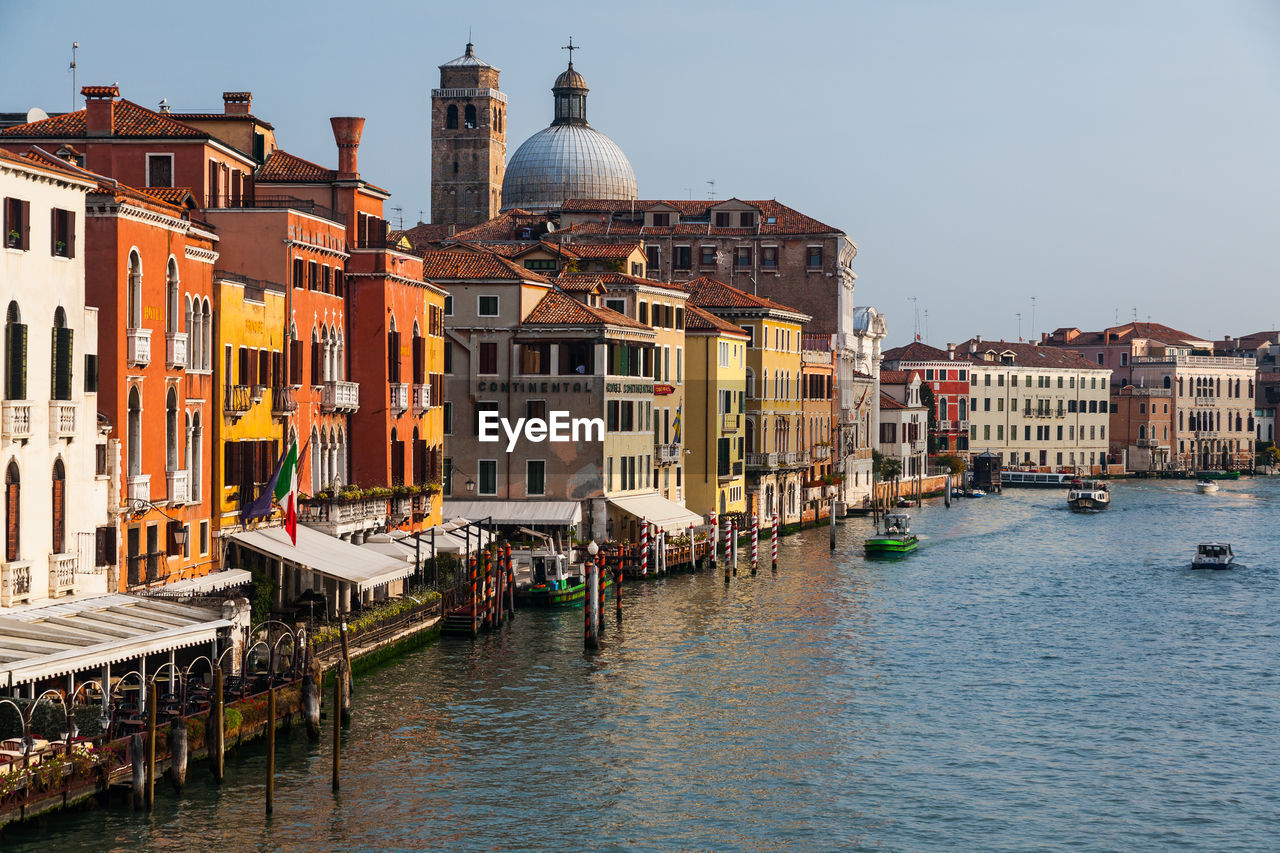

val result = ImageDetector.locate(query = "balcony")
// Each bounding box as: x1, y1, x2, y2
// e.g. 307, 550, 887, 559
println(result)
778, 450, 810, 468
1136, 438, 1160, 448
321, 380, 359, 413
911, 439, 927, 452
746, 452, 776, 469
166, 331, 188, 369
413, 383, 431, 414
721, 413, 741, 432
390, 382, 409, 415
1193, 396, 1217, 407
655, 443, 680, 464
127, 473, 151, 504
2, 401, 32, 442
938, 420, 952, 432
299, 495, 390, 538
127, 552, 165, 587
1193, 431, 1220, 439
126, 327, 152, 367
167, 468, 189, 505
50, 401, 77, 440
224, 384, 252, 415
48, 553, 77, 597
811, 444, 831, 461
0, 561, 32, 607
271, 386, 298, 417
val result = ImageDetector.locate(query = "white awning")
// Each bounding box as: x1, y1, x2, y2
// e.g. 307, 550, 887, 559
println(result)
230, 525, 413, 593
0, 594, 231, 686
441, 500, 582, 527
609, 494, 705, 532
149, 569, 253, 598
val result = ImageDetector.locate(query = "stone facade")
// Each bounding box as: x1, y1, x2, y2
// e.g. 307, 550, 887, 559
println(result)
431, 44, 507, 228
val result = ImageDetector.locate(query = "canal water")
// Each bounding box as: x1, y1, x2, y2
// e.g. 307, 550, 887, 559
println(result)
6, 479, 1279, 851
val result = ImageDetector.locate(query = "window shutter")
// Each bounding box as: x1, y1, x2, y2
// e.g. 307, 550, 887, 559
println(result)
67, 211, 75, 258
95, 525, 117, 567
166, 520, 182, 555
5, 482, 19, 561
20, 200, 29, 251
388, 331, 400, 382
53, 327, 73, 400
310, 340, 321, 384
84, 352, 98, 393
50, 208, 57, 255
289, 339, 302, 385
5, 322, 27, 400
52, 476, 65, 554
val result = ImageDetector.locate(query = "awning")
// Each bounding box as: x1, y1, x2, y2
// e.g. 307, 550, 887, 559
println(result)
0, 594, 232, 686
149, 569, 253, 598
441, 500, 582, 527
230, 525, 413, 593
609, 494, 705, 532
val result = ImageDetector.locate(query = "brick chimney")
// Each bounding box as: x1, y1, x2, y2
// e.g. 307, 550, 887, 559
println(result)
82, 85, 119, 136
222, 91, 252, 115
330, 117, 365, 180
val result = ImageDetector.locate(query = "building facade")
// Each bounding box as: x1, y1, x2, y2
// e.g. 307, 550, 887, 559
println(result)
683, 304, 748, 519
878, 370, 928, 479
431, 43, 507, 228
881, 341, 972, 455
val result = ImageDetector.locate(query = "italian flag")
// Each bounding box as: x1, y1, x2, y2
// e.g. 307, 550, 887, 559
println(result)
273, 440, 299, 545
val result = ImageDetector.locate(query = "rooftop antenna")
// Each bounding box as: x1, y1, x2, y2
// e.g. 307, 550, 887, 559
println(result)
392, 205, 403, 231
69, 42, 79, 111
1017, 312, 1022, 342
1030, 296, 1037, 343
706, 179, 716, 200
924, 309, 930, 345
683, 187, 692, 200
908, 296, 920, 341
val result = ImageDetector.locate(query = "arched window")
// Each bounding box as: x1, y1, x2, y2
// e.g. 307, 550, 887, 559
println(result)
127, 386, 142, 477
1138, 424, 1146, 440
337, 428, 347, 486
127, 252, 142, 329
412, 321, 424, 385
1163, 375, 1171, 389
165, 258, 179, 335
201, 298, 212, 370
464, 104, 477, 128
310, 427, 321, 493
452, 161, 459, 175
165, 388, 179, 474
745, 368, 755, 399
52, 458, 65, 554
446, 105, 458, 129
185, 295, 195, 368
319, 326, 330, 383
51, 306, 73, 401
4, 461, 18, 561
4, 302, 25, 401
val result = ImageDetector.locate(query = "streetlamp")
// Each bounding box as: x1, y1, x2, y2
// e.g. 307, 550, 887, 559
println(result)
444, 459, 476, 495
127, 498, 190, 583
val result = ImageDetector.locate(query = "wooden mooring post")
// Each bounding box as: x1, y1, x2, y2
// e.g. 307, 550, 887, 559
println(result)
145, 694, 157, 809
265, 686, 276, 814
332, 661, 343, 792
211, 666, 225, 782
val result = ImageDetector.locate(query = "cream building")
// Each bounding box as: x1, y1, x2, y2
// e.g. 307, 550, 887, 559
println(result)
683, 304, 748, 519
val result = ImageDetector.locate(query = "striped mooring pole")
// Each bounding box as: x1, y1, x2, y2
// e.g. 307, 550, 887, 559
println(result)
689, 523, 696, 570
731, 518, 738, 577
723, 517, 732, 585
751, 514, 759, 575
640, 518, 649, 577
709, 510, 717, 569
771, 514, 779, 572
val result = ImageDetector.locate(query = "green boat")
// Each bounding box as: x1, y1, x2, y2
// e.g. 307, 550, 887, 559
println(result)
864, 512, 920, 556
1195, 470, 1241, 480
515, 552, 614, 607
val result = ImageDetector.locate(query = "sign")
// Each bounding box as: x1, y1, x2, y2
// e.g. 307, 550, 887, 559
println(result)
654, 384, 675, 396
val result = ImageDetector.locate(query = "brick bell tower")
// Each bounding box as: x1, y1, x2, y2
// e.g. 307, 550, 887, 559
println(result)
431, 42, 507, 228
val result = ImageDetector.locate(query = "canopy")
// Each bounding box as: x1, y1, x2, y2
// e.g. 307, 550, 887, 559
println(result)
230, 525, 413, 593
0, 594, 232, 686
149, 569, 253, 598
441, 500, 582, 527
609, 494, 705, 532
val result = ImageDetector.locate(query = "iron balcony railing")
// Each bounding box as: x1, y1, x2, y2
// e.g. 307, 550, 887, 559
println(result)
272, 386, 298, 416
225, 384, 252, 413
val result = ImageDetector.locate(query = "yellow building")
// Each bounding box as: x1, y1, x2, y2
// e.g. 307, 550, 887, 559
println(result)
684, 276, 811, 525
683, 304, 748, 518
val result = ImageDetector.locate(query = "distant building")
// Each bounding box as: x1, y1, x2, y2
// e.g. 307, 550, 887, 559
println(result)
881, 341, 972, 454
682, 305, 749, 519
431, 43, 507, 228
878, 370, 928, 479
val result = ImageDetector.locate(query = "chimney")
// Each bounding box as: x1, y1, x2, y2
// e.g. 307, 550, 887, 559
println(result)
975, 334, 982, 344
82, 85, 119, 136
222, 91, 252, 115
330, 116, 365, 180
946, 342, 955, 361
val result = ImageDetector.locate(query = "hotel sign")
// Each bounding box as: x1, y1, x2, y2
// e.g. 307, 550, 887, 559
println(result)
605, 382, 654, 394
654, 383, 675, 396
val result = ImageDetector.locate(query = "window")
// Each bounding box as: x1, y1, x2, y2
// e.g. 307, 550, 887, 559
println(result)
645, 245, 660, 270
464, 104, 477, 129
474, 401, 498, 436
699, 246, 716, 266
3, 198, 30, 250
446, 104, 458, 129
761, 246, 778, 268
673, 246, 691, 270
605, 298, 626, 315
443, 402, 453, 434
526, 399, 546, 422
4, 462, 19, 562
638, 302, 648, 324
477, 295, 499, 317
478, 460, 496, 495
525, 258, 557, 271
146, 154, 174, 188
806, 246, 823, 268
478, 341, 498, 375
740, 211, 756, 227
521, 343, 551, 375
5, 302, 26, 400
735, 246, 752, 268
51, 209, 75, 258
526, 460, 546, 496
651, 213, 670, 227
443, 341, 453, 374
443, 294, 454, 316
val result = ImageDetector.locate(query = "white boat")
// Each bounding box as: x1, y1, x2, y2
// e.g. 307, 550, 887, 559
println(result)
1191, 542, 1234, 569
1067, 480, 1110, 511
1195, 480, 1219, 494
968, 488, 986, 498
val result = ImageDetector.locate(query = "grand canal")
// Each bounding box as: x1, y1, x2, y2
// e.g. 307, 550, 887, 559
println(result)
7, 479, 1278, 851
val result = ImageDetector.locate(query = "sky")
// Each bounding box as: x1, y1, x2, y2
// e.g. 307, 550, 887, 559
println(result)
3, 0, 1278, 347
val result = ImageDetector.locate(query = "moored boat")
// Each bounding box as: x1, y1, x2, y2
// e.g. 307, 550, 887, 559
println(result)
1196, 470, 1241, 480
1067, 480, 1110, 511
1195, 480, 1219, 494
515, 551, 613, 607
865, 512, 919, 556
1191, 542, 1234, 569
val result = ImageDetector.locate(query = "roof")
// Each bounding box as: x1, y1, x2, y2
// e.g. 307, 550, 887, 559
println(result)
0, 98, 207, 140
0, 146, 96, 184
440, 500, 582, 527
558, 198, 843, 236
137, 186, 197, 206
169, 111, 275, 130
523, 290, 648, 330
880, 370, 910, 385
257, 148, 335, 183
552, 274, 607, 294
881, 341, 952, 363
955, 340, 1102, 370
682, 275, 810, 320
684, 303, 750, 338
1043, 322, 1208, 348
420, 248, 552, 283
390, 222, 456, 253
231, 525, 412, 593
879, 393, 907, 411
441, 42, 498, 70
558, 271, 687, 294
448, 209, 549, 242
560, 241, 642, 259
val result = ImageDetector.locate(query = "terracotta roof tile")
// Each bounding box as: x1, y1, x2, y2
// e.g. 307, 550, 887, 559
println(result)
881, 342, 952, 363
552, 274, 607, 294
682, 275, 808, 318
879, 370, 910, 384
558, 198, 843, 236
0, 98, 207, 140
169, 112, 275, 130
954, 340, 1102, 370
558, 271, 687, 294
137, 186, 197, 206
684, 304, 749, 337
879, 393, 907, 411
449, 209, 550, 242
523, 290, 649, 330
256, 149, 335, 182
420, 248, 552, 284
561, 241, 642, 259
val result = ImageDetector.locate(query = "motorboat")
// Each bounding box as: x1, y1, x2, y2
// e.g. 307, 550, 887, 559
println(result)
865, 512, 919, 556
1191, 543, 1234, 570
1195, 480, 1219, 494
1067, 480, 1110, 511
968, 488, 986, 498
514, 551, 611, 606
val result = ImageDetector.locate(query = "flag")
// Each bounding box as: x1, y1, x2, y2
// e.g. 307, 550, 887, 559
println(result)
915, 333, 921, 341
273, 440, 300, 545
672, 404, 682, 444
240, 448, 286, 524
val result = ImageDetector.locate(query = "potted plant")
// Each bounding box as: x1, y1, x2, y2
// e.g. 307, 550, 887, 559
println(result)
54, 239, 67, 256
5, 229, 19, 249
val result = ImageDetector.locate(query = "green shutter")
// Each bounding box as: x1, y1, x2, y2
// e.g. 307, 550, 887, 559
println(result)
52, 326, 73, 400
5, 323, 26, 400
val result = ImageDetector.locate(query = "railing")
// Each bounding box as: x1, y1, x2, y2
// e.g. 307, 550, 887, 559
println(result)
299, 496, 387, 526
1193, 396, 1217, 407
721, 413, 741, 432
224, 384, 252, 414
1124, 387, 1172, 397
911, 439, 927, 452
126, 327, 151, 366
801, 333, 834, 352
321, 380, 359, 413
1192, 431, 1220, 439
1, 561, 32, 606
48, 553, 77, 597
166, 331, 188, 369
777, 450, 810, 467
126, 551, 165, 586
127, 473, 151, 504
655, 443, 680, 464
801, 349, 833, 363
390, 382, 409, 414
956, 419, 969, 430
413, 383, 431, 413
1133, 354, 1255, 368
167, 468, 189, 504
430, 87, 508, 104
938, 420, 952, 431
211, 194, 346, 225
272, 385, 297, 416
810, 444, 831, 461
50, 401, 77, 439
2, 400, 32, 441
1136, 438, 1160, 448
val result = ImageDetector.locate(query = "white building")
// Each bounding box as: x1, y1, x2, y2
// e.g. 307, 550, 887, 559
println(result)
1, 149, 110, 607
845, 307, 886, 503
878, 370, 928, 478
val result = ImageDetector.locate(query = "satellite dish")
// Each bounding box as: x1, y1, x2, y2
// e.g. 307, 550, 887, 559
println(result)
26, 107, 49, 122
545, 222, 556, 233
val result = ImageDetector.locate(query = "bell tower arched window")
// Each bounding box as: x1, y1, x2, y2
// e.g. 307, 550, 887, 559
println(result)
464, 104, 477, 128
446, 104, 458, 129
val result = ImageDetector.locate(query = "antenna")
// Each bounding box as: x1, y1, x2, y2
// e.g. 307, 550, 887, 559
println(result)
924, 309, 930, 345
392, 205, 403, 231
69, 42, 79, 111
683, 187, 692, 200
706, 179, 716, 200
908, 296, 919, 341
1017, 312, 1022, 342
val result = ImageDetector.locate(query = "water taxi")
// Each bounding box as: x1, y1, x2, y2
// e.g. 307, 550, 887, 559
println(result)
1195, 480, 1219, 494
515, 551, 612, 607
865, 512, 919, 556
1067, 480, 1110, 511
1195, 470, 1241, 481
1191, 543, 1234, 570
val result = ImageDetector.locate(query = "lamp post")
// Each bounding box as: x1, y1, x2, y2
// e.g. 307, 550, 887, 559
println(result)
584, 540, 600, 650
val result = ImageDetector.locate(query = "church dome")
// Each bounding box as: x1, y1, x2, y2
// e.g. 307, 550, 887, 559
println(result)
501, 59, 637, 212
